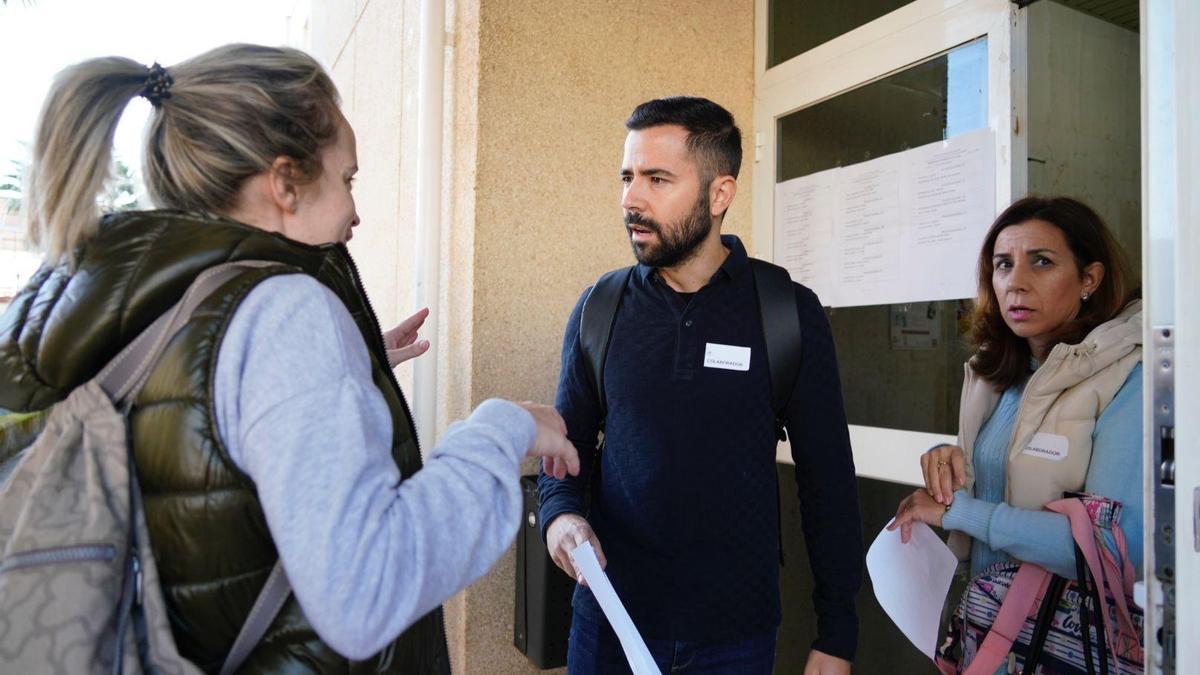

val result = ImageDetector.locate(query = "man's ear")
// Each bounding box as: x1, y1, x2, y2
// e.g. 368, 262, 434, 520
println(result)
709, 175, 737, 221
267, 156, 302, 214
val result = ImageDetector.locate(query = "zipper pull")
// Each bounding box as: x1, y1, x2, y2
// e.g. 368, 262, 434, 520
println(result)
133, 554, 144, 606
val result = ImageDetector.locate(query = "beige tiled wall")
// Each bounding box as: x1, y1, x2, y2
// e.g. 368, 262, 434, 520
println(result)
309, 0, 424, 395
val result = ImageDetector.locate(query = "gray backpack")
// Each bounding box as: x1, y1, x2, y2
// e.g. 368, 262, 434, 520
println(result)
0, 261, 290, 675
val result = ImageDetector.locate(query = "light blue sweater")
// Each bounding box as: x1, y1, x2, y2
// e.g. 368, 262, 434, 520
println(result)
941, 363, 1144, 580
213, 274, 536, 659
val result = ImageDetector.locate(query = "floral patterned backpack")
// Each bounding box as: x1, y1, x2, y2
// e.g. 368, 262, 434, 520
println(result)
937, 493, 1143, 675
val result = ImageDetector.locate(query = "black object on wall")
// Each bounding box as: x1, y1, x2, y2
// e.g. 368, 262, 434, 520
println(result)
514, 475, 575, 669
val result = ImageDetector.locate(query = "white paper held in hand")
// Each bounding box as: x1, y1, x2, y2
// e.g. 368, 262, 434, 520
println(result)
866, 520, 958, 660
569, 541, 662, 675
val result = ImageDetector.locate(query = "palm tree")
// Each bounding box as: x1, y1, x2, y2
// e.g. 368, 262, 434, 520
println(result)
99, 160, 143, 212
1, 154, 143, 215
0, 158, 24, 216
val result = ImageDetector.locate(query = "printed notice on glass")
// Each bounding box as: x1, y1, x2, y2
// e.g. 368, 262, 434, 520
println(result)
835, 158, 904, 307
774, 168, 836, 303
773, 129, 995, 308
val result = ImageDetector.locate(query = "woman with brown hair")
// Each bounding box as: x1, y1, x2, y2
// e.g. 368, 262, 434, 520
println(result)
0, 44, 578, 672
889, 195, 1143, 604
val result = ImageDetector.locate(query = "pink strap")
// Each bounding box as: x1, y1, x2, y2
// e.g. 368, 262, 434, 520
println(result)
1098, 532, 1137, 635
1050, 499, 1119, 667
1045, 498, 1136, 673
1110, 525, 1137, 595
963, 565, 1051, 675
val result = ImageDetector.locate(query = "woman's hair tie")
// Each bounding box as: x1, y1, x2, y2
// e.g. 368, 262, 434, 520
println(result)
140, 62, 174, 107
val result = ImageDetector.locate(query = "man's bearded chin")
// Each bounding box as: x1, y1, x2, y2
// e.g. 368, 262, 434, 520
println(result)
624, 192, 713, 268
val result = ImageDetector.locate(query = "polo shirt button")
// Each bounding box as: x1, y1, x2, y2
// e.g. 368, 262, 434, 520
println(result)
684, 320, 693, 327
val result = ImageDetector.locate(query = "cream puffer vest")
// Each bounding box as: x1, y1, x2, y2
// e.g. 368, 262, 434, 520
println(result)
949, 301, 1142, 558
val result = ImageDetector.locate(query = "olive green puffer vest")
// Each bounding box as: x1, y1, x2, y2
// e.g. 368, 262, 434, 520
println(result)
0, 211, 449, 674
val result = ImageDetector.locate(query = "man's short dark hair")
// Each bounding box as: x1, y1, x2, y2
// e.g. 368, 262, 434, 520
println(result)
625, 96, 742, 181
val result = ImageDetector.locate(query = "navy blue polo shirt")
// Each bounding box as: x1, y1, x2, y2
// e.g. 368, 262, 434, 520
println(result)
539, 235, 862, 660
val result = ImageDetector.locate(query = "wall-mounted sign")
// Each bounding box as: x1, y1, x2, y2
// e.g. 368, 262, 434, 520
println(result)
890, 303, 942, 351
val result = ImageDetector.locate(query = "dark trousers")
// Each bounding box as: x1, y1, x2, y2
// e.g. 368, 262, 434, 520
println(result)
567, 608, 777, 674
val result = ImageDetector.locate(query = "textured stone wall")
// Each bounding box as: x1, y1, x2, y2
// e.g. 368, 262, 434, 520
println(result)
463, 2, 754, 671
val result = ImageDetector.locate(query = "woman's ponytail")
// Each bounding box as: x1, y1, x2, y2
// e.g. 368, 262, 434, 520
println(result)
26, 44, 341, 266
26, 57, 147, 266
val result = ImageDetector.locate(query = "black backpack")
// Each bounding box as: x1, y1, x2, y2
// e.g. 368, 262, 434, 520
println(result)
577, 258, 804, 562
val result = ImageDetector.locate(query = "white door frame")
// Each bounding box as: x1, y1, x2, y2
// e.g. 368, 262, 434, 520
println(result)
1142, 0, 1200, 670
753, 0, 1023, 485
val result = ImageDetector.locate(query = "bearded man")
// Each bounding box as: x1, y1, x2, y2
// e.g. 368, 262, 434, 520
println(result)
537, 97, 864, 675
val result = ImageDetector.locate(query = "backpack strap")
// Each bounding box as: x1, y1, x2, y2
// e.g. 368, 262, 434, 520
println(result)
97, 260, 280, 404
125, 452, 288, 675
220, 561, 291, 675
579, 266, 633, 430
1046, 497, 1136, 664
748, 259, 803, 567
963, 564, 1054, 675
1021, 574, 1069, 674
749, 258, 802, 442
92, 260, 295, 674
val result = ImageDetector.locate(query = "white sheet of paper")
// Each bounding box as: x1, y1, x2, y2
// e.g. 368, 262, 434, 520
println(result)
774, 168, 836, 303
772, 129, 996, 308
867, 521, 958, 660
570, 542, 662, 675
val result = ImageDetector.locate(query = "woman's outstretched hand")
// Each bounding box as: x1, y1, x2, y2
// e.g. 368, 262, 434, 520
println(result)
516, 402, 579, 480
384, 307, 431, 368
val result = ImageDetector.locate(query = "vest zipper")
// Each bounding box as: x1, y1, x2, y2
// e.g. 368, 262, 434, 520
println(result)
336, 245, 423, 457
438, 607, 451, 673
0, 543, 117, 574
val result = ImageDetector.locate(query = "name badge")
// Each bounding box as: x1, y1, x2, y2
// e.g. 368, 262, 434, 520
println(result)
704, 343, 751, 371
1021, 432, 1069, 462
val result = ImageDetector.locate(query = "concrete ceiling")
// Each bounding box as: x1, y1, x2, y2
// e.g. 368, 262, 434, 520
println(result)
1047, 0, 1139, 32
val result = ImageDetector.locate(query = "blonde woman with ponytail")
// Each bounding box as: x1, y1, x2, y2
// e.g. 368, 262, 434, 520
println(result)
0, 44, 579, 673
